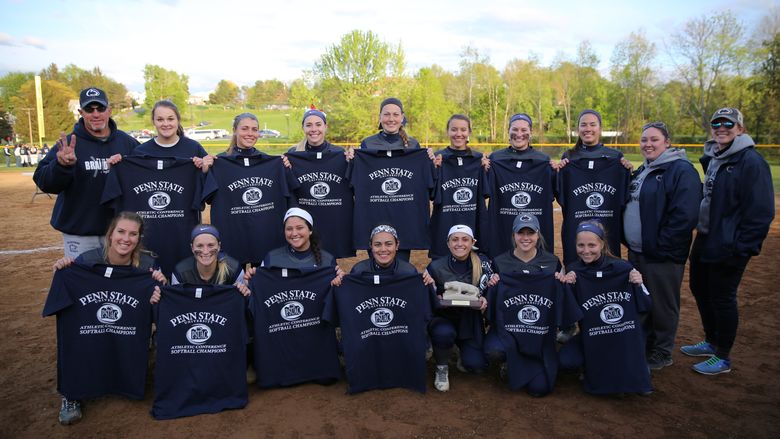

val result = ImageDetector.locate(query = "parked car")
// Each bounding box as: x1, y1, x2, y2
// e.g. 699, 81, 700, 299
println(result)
185, 129, 218, 141
259, 129, 281, 138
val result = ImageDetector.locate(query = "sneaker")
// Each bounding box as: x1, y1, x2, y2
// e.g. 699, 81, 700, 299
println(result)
680, 341, 716, 357
647, 352, 674, 371
58, 397, 82, 425
693, 356, 731, 375
434, 365, 449, 392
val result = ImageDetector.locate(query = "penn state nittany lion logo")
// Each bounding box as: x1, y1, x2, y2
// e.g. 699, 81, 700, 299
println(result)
600, 304, 624, 324
518, 305, 540, 325
85, 88, 101, 97
148, 191, 170, 210
629, 181, 640, 192
96, 303, 122, 324
511, 191, 532, 208
453, 187, 473, 205
186, 324, 212, 345
586, 192, 604, 210
281, 301, 304, 321
381, 178, 402, 195
310, 182, 330, 199
370, 307, 394, 327
242, 187, 262, 205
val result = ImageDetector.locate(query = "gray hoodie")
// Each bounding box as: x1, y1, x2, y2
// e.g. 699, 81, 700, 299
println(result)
623, 148, 689, 252
697, 134, 755, 234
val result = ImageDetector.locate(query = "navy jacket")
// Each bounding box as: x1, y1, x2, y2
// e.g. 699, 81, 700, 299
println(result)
626, 158, 702, 264
696, 146, 774, 262
33, 119, 138, 235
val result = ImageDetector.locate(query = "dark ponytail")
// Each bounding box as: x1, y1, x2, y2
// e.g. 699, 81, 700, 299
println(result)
309, 229, 323, 266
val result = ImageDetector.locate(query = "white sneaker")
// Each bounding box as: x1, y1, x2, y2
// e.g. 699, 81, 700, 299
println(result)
434, 365, 450, 392
59, 397, 82, 425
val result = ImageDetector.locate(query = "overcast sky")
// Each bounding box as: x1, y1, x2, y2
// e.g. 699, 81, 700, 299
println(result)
0, 0, 773, 94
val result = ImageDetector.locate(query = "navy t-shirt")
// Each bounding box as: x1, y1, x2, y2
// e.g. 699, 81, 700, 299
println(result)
42, 263, 157, 401
286, 149, 355, 258
348, 149, 434, 250
557, 157, 629, 265
248, 267, 341, 387
563, 258, 652, 394
203, 153, 291, 265
152, 283, 248, 420
484, 157, 555, 258
101, 156, 204, 277
487, 272, 581, 392
323, 273, 435, 393
429, 149, 487, 259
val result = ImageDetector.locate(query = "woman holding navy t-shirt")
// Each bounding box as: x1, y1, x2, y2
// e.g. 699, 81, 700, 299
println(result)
133, 100, 213, 172
559, 221, 652, 395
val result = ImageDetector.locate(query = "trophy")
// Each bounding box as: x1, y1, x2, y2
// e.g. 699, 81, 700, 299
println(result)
440, 281, 482, 309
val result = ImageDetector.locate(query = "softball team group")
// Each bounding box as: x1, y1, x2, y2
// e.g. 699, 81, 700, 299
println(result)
34, 88, 774, 425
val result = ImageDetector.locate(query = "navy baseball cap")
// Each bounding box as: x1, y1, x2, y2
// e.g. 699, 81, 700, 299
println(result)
710, 108, 743, 126
512, 214, 540, 233
79, 87, 109, 108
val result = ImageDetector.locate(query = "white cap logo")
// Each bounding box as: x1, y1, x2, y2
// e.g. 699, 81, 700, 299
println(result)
86, 88, 101, 97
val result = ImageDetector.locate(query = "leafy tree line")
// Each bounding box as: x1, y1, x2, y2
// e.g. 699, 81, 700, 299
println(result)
1, 10, 778, 144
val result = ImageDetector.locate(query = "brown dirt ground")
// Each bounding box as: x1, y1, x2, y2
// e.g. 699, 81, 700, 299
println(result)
1, 171, 778, 438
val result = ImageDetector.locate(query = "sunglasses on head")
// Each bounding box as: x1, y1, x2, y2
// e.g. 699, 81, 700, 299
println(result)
642, 122, 667, 131
711, 121, 735, 129
82, 105, 107, 113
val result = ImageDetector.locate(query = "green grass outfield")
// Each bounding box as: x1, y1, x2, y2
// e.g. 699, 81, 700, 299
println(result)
5, 148, 780, 191
112, 106, 300, 139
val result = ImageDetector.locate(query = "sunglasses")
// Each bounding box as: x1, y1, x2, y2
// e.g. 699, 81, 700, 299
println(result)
711, 121, 735, 129
642, 122, 668, 131
82, 105, 107, 113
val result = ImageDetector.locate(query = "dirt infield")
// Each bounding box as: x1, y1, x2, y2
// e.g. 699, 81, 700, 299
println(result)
1, 171, 778, 438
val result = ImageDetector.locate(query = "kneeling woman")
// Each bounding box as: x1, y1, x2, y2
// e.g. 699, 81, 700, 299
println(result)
351, 224, 430, 278
261, 208, 342, 281
155, 224, 249, 295
559, 221, 652, 395
483, 214, 569, 396
51, 211, 166, 425
425, 225, 492, 392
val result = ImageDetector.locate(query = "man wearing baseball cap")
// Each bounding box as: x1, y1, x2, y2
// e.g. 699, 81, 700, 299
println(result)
34, 87, 139, 262
681, 107, 774, 375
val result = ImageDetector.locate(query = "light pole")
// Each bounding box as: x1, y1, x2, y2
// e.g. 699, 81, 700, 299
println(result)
285, 114, 290, 139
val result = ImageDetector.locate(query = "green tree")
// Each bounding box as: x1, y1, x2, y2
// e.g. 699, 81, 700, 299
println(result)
209, 79, 240, 105
749, 33, 780, 142
0, 110, 13, 140
609, 31, 657, 141
41, 63, 130, 109
670, 12, 747, 132
143, 65, 189, 111
246, 79, 289, 108
11, 79, 77, 142
407, 67, 451, 144
503, 57, 555, 142
312, 30, 405, 141
0, 72, 35, 112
